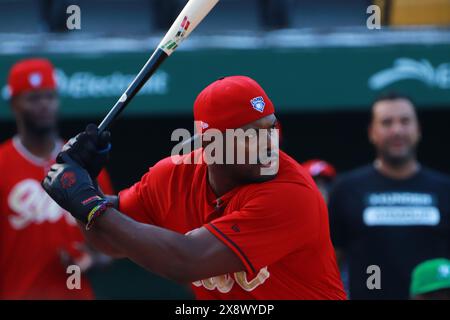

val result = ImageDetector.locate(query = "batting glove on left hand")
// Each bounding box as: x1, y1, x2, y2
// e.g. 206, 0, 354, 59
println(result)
42, 153, 111, 229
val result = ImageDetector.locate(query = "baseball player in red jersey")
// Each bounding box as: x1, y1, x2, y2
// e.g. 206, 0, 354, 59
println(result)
42, 76, 346, 299
302, 159, 337, 203
0, 58, 114, 299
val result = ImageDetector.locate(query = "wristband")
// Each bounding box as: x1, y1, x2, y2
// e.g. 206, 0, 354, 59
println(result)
86, 200, 113, 230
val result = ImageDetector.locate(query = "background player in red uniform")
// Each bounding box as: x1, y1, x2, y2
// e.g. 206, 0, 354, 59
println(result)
42, 76, 346, 299
0, 58, 114, 299
302, 159, 336, 203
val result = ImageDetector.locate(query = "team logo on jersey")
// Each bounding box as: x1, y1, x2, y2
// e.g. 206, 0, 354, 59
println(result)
250, 96, 265, 113
60, 171, 77, 189
29, 72, 43, 87
193, 267, 270, 293
8, 179, 76, 230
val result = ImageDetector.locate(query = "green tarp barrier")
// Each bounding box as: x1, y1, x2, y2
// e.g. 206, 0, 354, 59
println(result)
1, 44, 449, 118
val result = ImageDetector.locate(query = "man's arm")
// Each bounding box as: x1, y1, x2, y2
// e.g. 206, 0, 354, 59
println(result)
42, 131, 245, 284
78, 221, 125, 258
77, 195, 127, 258
89, 207, 245, 283
78, 196, 245, 281
327, 179, 349, 269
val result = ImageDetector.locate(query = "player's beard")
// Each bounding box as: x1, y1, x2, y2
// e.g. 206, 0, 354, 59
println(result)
378, 144, 417, 168
22, 111, 57, 137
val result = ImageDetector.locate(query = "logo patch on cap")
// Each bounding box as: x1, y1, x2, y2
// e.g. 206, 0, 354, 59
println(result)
200, 121, 209, 129
250, 96, 265, 113
310, 161, 327, 176
29, 72, 42, 87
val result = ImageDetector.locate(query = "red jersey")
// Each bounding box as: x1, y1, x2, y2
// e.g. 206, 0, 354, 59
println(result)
0, 137, 114, 299
119, 149, 346, 300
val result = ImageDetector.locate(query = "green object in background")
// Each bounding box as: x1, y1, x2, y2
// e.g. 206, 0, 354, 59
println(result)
410, 258, 450, 297
1, 43, 450, 119
87, 259, 194, 299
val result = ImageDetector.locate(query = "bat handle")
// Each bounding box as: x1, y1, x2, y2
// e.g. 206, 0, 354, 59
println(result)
98, 96, 127, 133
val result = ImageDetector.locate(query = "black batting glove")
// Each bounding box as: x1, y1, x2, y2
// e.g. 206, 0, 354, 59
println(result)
57, 123, 111, 179
42, 153, 111, 229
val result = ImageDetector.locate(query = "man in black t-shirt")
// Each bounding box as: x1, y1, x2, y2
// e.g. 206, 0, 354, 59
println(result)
328, 93, 450, 300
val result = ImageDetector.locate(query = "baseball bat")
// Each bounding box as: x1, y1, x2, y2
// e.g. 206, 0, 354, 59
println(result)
98, 0, 220, 133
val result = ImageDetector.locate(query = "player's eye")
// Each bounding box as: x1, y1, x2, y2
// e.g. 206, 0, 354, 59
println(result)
381, 119, 393, 127
401, 117, 411, 125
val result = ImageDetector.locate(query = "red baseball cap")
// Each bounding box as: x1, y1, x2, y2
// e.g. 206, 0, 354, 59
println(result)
193, 76, 275, 133
7, 58, 56, 98
302, 159, 337, 180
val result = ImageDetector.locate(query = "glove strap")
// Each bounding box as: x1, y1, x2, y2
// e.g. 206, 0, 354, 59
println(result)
86, 200, 113, 230
97, 143, 112, 154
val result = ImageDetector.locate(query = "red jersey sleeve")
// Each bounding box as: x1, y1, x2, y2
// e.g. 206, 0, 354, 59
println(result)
205, 182, 323, 275
97, 169, 115, 195
118, 157, 175, 225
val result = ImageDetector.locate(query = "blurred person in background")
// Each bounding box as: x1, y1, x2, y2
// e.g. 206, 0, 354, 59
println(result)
410, 258, 450, 300
302, 159, 336, 203
328, 92, 450, 299
0, 58, 114, 299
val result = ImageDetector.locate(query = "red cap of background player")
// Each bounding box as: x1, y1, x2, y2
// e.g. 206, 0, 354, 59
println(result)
7, 58, 56, 98
193, 76, 275, 133
302, 159, 337, 180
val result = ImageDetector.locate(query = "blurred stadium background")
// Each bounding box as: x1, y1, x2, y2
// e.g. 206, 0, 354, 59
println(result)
1, 0, 449, 299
